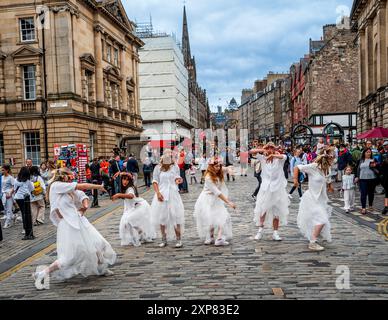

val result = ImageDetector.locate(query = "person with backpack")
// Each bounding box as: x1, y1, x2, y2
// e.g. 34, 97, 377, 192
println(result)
30, 166, 46, 226
126, 153, 140, 186
143, 157, 153, 188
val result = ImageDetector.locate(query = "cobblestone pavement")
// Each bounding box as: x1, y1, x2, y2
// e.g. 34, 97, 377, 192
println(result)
0, 169, 387, 300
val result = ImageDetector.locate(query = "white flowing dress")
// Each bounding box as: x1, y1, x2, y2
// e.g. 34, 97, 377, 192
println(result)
151, 165, 185, 240
254, 154, 290, 227
119, 187, 155, 246
194, 177, 232, 240
297, 163, 332, 242
49, 182, 116, 280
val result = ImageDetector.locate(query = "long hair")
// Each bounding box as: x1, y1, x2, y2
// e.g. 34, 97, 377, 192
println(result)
120, 174, 139, 197
46, 167, 73, 201
17, 166, 31, 182
30, 166, 40, 177
2, 164, 11, 174
361, 148, 373, 162
205, 160, 224, 184
315, 148, 334, 176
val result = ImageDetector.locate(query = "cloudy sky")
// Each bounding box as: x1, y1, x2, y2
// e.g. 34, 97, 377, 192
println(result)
123, 0, 354, 111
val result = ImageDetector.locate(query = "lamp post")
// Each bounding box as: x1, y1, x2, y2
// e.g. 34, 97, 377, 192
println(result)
38, 10, 49, 161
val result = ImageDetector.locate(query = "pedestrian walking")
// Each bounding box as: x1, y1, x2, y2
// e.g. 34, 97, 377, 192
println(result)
199, 155, 208, 184
113, 173, 154, 247
32, 168, 116, 290
14, 167, 35, 240
30, 166, 46, 226
1, 164, 15, 229
90, 158, 101, 208
355, 148, 378, 215
194, 157, 236, 246
251, 158, 262, 201
342, 166, 356, 213
289, 149, 306, 199
177, 149, 189, 193
143, 157, 153, 188
126, 153, 140, 186
294, 148, 335, 251
189, 162, 198, 185
249, 142, 290, 242
151, 150, 185, 248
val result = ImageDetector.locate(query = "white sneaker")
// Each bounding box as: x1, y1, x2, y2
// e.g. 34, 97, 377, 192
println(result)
21, 230, 25, 234
0, 216, 6, 220
3, 222, 11, 229
215, 238, 229, 246
159, 241, 167, 248
175, 241, 183, 248
288, 194, 293, 199
272, 231, 282, 241
32, 271, 47, 290
104, 269, 114, 277
254, 229, 264, 241
308, 242, 325, 251
133, 241, 141, 247
204, 238, 215, 245
16, 216, 23, 222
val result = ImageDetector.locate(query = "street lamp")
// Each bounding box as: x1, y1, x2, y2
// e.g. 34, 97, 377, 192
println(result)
38, 10, 49, 161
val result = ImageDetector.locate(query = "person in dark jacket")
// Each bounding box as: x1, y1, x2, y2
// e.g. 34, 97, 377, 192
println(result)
143, 157, 153, 188
337, 144, 353, 182
126, 153, 139, 186
89, 158, 101, 208
380, 142, 388, 215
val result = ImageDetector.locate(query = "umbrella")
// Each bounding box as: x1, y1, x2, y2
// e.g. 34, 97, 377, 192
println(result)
357, 127, 388, 139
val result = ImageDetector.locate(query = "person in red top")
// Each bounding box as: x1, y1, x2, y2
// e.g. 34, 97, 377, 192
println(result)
85, 164, 92, 182
177, 149, 189, 193
240, 147, 249, 176
100, 157, 110, 191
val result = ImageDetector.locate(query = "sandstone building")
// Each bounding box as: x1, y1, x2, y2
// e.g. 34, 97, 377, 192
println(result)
0, 0, 143, 169
351, 0, 388, 133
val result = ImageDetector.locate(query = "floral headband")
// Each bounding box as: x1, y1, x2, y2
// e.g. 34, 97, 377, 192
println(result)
208, 156, 223, 165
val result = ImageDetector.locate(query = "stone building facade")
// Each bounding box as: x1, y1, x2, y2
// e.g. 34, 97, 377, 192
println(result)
351, 0, 388, 133
0, 0, 143, 169
306, 23, 359, 140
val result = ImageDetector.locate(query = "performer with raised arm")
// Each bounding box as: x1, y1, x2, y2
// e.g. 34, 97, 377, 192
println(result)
293, 148, 335, 251
32, 168, 116, 290
249, 142, 290, 241
194, 156, 236, 246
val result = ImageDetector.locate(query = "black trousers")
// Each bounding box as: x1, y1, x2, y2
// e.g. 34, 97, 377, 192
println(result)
92, 179, 99, 207
0, 220, 3, 241
253, 174, 262, 197
16, 197, 34, 237
144, 172, 152, 187
359, 179, 376, 209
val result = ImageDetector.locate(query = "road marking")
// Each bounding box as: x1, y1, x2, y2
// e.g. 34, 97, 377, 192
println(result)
272, 288, 285, 297
0, 188, 151, 282
360, 216, 376, 222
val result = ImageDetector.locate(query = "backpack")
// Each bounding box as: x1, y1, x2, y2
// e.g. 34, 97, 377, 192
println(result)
33, 177, 43, 196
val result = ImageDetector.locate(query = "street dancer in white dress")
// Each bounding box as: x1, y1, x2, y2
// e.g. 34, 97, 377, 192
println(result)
293, 148, 335, 251
33, 168, 116, 290
194, 157, 236, 246
113, 172, 154, 247
249, 142, 290, 241
151, 150, 185, 248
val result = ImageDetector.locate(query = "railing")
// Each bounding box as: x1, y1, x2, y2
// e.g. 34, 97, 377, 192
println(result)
21, 101, 36, 112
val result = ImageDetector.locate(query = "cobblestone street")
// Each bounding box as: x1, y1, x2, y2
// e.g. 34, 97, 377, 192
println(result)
0, 168, 387, 300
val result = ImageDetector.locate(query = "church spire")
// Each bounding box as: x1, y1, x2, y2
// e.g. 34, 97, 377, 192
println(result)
182, 5, 191, 68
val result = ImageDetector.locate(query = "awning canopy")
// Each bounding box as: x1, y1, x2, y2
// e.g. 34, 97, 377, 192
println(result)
357, 127, 388, 139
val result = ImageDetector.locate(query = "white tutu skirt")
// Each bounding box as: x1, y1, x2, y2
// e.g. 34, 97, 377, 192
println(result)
254, 188, 290, 228
297, 191, 332, 242
119, 200, 155, 246
151, 191, 185, 240
194, 192, 232, 240
54, 218, 116, 281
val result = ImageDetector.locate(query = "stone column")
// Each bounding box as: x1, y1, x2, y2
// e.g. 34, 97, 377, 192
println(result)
15, 65, 22, 100
377, 2, 387, 88
359, 28, 366, 100
120, 47, 127, 112
365, 20, 373, 94
94, 25, 104, 106
36, 64, 42, 99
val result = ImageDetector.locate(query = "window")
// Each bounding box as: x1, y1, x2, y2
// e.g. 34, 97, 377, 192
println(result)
20, 17, 36, 42
106, 45, 111, 63
23, 65, 36, 100
85, 70, 93, 102
0, 133, 4, 165
24, 132, 41, 166
114, 48, 119, 66
89, 131, 96, 160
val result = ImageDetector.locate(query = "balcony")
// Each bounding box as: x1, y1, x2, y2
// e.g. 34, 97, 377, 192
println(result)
21, 101, 36, 112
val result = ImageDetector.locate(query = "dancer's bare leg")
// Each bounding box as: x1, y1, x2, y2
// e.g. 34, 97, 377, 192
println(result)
312, 224, 325, 241
273, 218, 279, 231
